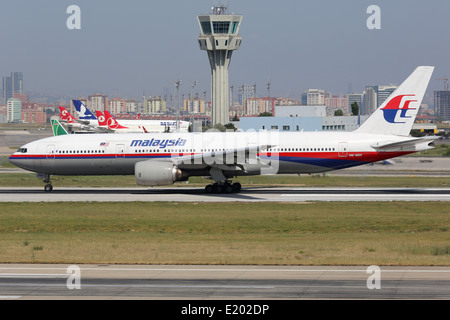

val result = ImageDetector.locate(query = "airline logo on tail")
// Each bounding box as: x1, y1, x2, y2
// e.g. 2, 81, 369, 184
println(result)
59, 107, 76, 123
73, 100, 97, 120
381, 94, 417, 124
104, 111, 128, 130
95, 111, 107, 126
51, 119, 68, 136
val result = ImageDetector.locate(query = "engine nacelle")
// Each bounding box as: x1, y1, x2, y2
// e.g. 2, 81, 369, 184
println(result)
135, 160, 183, 186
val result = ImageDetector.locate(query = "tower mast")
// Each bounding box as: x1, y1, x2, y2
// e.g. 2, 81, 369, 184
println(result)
197, 3, 242, 125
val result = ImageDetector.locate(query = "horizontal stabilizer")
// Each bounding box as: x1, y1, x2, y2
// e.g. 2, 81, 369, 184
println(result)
371, 136, 439, 152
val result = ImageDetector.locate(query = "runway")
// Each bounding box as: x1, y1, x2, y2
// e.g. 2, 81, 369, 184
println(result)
1, 186, 450, 202
0, 264, 448, 300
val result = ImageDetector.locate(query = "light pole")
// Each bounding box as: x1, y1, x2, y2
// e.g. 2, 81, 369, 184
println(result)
175, 80, 182, 132
190, 81, 198, 130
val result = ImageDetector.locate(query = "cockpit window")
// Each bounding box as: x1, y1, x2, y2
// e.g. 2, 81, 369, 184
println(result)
17, 148, 28, 153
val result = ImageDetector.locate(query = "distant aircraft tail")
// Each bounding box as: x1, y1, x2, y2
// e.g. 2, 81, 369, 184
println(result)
95, 111, 108, 127
73, 100, 97, 120
51, 119, 68, 136
104, 111, 129, 130
355, 66, 434, 136
58, 106, 76, 123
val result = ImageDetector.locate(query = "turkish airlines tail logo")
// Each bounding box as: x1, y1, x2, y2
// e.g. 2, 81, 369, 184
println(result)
104, 111, 128, 130
381, 94, 417, 124
59, 107, 75, 123
95, 111, 107, 126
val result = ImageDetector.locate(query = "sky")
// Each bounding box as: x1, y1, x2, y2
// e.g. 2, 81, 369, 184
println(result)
1, 0, 450, 105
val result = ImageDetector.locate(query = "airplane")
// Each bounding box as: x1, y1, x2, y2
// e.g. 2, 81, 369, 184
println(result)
96, 110, 149, 133
10, 66, 438, 193
102, 110, 190, 133
58, 106, 97, 132
74, 99, 190, 133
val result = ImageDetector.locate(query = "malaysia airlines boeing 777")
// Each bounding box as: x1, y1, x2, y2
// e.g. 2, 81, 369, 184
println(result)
10, 66, 437, 192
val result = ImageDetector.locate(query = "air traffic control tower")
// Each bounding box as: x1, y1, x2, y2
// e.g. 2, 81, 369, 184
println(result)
197, 5, 242, 125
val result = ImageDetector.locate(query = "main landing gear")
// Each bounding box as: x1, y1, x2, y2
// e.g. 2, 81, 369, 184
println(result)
204, 181, 241, 194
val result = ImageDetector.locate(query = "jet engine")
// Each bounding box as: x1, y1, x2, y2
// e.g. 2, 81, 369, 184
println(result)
135, 160, 184, 186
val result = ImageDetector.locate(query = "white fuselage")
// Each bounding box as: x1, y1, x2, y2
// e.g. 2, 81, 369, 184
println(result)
9, 131, 422, 177
113, 120, 190, 133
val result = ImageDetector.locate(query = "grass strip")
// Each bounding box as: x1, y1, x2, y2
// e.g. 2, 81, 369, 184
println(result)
0, 202, 448, 265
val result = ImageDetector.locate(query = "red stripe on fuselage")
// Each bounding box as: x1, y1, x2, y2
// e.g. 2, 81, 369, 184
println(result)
10, 150, 414, 162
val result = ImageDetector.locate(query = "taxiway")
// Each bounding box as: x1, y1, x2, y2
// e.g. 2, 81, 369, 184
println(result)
0, 264, 449, 300
0, 186, 449, 202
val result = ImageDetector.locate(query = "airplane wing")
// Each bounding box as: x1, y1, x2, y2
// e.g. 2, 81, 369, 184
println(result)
135, 144, 277, 183
172, 144, 273, 166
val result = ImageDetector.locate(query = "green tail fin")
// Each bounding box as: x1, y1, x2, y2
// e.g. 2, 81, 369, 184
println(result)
51, 119, 68, 136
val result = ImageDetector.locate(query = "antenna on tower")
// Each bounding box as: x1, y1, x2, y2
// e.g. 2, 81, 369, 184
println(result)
436, 78, 449, 91
212, 0, 229, 15
266, 80, 271, 98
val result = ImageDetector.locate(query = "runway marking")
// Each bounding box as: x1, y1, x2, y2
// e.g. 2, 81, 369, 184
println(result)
1, 267, 449, 274
0, 273, 67, 278
280, 194, 450, 201
0, 282, 448, 292
0, 283, 274, 289
281, 194, 450, 197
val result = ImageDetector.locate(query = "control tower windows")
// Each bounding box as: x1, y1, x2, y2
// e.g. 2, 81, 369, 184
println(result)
212, 21, 230, 34
201, 21, 212, 34
231, 21, 239, 34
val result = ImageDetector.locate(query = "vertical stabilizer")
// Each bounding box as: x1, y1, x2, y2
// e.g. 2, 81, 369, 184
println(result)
51, 119, 68, 136
73, 100, 97, 120
355, 66, 434, 136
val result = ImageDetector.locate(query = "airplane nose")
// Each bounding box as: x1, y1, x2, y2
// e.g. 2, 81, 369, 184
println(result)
9, 154, 19, 167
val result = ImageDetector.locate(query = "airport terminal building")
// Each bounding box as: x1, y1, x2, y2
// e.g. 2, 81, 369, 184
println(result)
238, 105, 369, 132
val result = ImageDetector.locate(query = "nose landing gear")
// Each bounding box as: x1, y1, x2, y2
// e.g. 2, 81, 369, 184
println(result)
40, 174, 53, 192
44, 183, 53, 192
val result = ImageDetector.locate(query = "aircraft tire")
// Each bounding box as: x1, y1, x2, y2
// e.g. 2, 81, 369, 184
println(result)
44, 184, 53, 192
232, 182, 241, 192
213, 184, 223, 193
224, 183, 233, 193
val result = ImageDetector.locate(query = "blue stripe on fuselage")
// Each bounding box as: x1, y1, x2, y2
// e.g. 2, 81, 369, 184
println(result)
266, 155, 368, 170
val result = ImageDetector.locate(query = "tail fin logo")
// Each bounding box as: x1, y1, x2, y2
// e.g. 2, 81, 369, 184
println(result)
107, 118, 119, 129
381, 94, 417, 124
